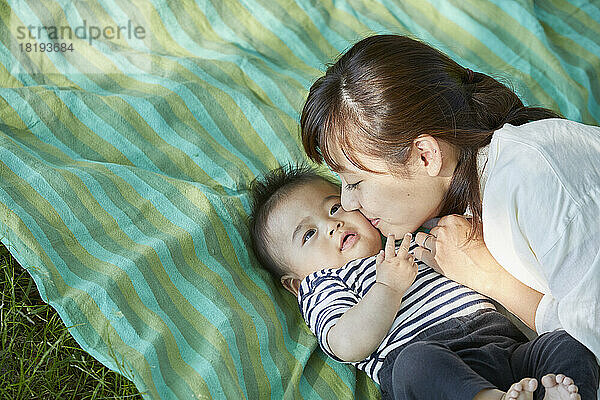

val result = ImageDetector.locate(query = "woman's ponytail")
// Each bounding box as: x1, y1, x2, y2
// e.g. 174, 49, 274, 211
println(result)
444, 69, 562, 236
468, 71, 561, 132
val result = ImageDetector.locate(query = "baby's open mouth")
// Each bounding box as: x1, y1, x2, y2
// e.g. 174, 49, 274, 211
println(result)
340, 232, 359, 251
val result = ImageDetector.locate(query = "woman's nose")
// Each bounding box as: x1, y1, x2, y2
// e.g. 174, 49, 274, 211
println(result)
328, 221, 343, 236
340, 188, 359, 211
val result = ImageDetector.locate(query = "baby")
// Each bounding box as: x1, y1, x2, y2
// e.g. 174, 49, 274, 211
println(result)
248, 165, 598, 400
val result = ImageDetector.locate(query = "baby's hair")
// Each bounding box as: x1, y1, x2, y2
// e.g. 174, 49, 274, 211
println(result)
248, 163, 338, 278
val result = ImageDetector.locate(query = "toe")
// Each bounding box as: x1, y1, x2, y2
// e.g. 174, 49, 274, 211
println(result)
542, 374, 557, 388
506, 378, 537, 399
567, 383, 578, 393
508, 389, 520, 399
556, 374, 565, 384
561, 376, 573, 386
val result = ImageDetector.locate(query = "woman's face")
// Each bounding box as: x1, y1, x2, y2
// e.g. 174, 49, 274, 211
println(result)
329, 139, 455, 236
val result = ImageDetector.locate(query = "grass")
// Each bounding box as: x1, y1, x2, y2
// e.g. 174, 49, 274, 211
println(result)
0, 244, 142, 400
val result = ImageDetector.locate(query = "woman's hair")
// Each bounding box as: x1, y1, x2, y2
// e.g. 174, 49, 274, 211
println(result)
248, 164, 338, 278
301, 34, 561, 234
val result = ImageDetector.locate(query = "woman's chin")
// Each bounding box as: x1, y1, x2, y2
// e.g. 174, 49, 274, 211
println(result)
378, 221, 421, 237
377, 223, 396, 237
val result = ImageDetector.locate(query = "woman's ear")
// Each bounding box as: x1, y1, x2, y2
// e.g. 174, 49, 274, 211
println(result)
281, 275, 301, 296
412, 135, 444, 177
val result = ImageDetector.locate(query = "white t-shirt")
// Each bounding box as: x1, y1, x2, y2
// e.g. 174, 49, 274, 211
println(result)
480, 118, 600, 361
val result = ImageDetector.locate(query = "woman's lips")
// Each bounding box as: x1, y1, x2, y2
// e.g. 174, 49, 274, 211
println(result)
340, 232, 359, 251
368, 218, 380, 228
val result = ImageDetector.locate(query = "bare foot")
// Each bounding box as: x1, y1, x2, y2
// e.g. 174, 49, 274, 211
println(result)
504, 378, 538, 400
541, 374, 580, 400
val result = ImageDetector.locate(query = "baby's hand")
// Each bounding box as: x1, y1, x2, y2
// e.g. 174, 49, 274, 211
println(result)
375, 233, 418, 296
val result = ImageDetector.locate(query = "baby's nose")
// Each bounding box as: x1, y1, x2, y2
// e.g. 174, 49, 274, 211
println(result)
329, 221, 343, 236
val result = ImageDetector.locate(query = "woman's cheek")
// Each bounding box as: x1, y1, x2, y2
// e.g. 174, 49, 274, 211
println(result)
373, 198, 390, 220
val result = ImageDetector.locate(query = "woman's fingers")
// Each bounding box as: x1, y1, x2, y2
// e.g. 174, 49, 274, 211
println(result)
414, 232, 427, 246
415, 231, 436, 255
437, 214, 465, 226
413, 246, 441, 273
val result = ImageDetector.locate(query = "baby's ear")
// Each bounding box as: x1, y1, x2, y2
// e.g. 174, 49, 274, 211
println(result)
281, 275, 300, 296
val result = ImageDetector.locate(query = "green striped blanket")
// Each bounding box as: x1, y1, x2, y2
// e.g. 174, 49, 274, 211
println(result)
1, 0, 598, 398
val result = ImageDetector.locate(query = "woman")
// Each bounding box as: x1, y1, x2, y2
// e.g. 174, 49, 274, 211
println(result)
300, 35, 600, 367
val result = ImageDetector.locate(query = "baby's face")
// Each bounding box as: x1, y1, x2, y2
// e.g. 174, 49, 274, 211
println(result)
266, 179, 382, 281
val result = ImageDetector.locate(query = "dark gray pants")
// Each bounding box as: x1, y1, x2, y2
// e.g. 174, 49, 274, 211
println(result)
378, 310, 599, 400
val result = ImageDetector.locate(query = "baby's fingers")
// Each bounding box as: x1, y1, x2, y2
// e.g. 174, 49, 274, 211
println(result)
376, 249, 385, 265
398, 233, 412, 256
384, 234, 396, 261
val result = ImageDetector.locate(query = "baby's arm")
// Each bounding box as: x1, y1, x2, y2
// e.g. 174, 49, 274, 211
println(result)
327, 233, 418, 362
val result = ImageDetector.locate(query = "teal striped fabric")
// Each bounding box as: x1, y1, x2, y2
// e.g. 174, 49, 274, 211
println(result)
1, 0, 599, 398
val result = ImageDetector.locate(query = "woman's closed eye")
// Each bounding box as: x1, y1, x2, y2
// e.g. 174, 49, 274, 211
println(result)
344, 181, 361, 191
302, 229, 316, 244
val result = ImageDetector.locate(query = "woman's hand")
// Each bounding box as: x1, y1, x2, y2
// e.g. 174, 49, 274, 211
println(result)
413, 214, 543, 331
413, 214, 500, 294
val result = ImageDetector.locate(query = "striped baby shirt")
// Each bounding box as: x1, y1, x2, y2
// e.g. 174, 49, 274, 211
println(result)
297, 245, 496, 383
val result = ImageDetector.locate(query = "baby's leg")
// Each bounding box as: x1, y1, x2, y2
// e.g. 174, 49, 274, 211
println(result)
511, 330, 599, 400
383, 341, 499, 400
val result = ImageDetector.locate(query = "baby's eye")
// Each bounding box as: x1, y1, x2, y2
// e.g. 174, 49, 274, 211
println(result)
344, 181, 361, 191
330, 203, 341, 215
303, 229, 315, 244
